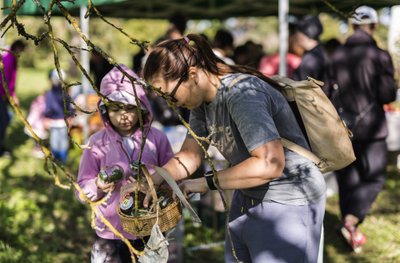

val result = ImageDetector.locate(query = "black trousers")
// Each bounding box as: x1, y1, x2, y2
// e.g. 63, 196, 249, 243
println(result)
335, 139, 387, 224
0, 98, 10, 153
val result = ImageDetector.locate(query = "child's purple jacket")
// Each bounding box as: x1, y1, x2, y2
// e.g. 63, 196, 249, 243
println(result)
76, 65, 174, 240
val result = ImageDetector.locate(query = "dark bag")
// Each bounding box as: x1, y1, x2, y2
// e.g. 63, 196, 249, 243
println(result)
338, 103, 375, 133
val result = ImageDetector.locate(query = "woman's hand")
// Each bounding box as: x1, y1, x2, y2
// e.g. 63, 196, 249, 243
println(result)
179, 177, 209, 199
120, 177, 149, 201
122, 176, 165, 208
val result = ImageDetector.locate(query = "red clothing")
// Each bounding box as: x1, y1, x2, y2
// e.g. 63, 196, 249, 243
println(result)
0, 51, 17, 98
258, 53, 301, 78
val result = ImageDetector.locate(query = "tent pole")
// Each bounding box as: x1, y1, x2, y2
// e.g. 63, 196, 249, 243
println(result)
278, 0, 288, 76
80, 5, 90, 141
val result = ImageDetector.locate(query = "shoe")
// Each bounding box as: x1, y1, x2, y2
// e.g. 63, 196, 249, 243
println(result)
340, 223, 367, 253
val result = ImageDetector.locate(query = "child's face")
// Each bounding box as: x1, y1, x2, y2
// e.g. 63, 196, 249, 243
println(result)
107, 103, 139, 136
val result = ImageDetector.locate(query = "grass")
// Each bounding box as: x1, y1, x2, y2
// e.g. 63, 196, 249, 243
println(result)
1, 67, 400, 262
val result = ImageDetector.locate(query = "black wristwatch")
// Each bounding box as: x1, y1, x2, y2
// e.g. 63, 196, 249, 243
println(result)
204, 171, 217, 190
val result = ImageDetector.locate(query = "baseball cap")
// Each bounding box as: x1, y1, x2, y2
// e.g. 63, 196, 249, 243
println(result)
350, 6, 378, 25
49, 68, 66, 86
296, 15, 323, 40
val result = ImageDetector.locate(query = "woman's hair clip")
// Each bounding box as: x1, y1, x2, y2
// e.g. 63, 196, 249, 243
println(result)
183, 36, 190, 44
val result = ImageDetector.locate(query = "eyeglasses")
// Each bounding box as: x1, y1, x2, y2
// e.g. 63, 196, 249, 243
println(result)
167, 71, 188, 103
153, 41, 191, 103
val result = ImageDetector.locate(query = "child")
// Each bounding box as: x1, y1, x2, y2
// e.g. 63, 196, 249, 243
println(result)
44, 69, 73, 164
24, 93, 47, 158
76, 65, 174, 262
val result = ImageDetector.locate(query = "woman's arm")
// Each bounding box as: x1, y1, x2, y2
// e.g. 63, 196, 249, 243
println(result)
180, 139, 285, 195
154, 137, 205, 183
217, 139, 284, 189
131, 137, 205, 207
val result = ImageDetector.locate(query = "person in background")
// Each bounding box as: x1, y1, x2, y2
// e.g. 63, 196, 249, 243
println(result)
259, 23, 302, 77
292, 15, 328, 84
233, 40, 264, 69
24, 93, 48, 159
90, 49, 114, 89
327, 6, 397, 253
134, 12, 189, 78
212, 29, 235, 65
132, 47, 146, 75
323, 38, 341, 58
76, 65, 174, 262
0, 39, 26, 157
44, 69, 74, 164
134, 34, 326, 263
167, 12, 188, 40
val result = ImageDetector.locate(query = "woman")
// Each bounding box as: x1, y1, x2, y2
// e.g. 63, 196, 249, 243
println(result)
139, 34, 326, 263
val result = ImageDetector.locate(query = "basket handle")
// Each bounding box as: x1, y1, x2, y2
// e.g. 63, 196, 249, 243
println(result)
141, 165, 159, 211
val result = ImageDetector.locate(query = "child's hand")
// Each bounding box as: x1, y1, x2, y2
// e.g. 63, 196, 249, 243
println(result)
95, 178, 115, 193
120, 179, 135, 201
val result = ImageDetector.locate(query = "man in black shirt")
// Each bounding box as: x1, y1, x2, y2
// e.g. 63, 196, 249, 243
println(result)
292, 15, 328, 85
327, 6, 397, 253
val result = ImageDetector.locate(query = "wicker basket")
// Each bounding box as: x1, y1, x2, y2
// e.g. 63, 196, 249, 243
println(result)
117, 166, 182, 237
118, 199, 182, 237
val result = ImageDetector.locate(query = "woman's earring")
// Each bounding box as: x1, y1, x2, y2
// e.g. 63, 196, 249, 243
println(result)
191, 74, 198, 85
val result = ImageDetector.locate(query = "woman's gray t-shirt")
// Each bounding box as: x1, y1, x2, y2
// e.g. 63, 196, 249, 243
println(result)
188, 73, 326, 205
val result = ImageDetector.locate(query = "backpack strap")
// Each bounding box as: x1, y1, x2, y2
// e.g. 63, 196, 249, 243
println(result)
281, 138, 326, 170
226, 74, 248, 89
227, 74, 326, 170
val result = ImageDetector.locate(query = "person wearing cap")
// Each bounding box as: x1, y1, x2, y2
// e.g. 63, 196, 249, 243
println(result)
327, 6, 397, 253
292, 15, 328, 85
44, 69, 74, 164
76, 65, 174, 262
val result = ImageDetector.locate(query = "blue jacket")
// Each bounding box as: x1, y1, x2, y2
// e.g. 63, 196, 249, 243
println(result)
44, 85, 73, 119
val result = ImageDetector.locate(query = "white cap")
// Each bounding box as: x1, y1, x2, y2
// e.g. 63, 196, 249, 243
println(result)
350, 6, 378, 25
49, 69, 67, 86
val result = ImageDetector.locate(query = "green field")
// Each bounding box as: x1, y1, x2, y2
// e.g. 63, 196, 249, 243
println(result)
1, 67, 399, 262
